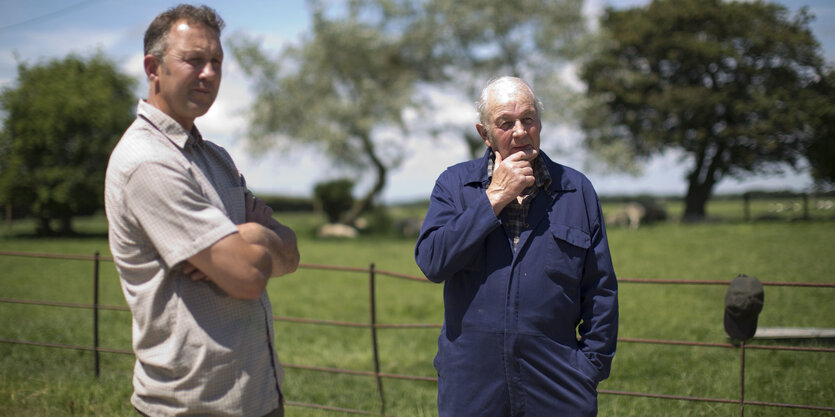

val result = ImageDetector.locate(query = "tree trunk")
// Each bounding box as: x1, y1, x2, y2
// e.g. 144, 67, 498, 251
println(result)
340, 133, 387, 226
682, 180, 712, 222
59, 215, 74, 235
682, 140, 726, 222
37, 216, 53, 236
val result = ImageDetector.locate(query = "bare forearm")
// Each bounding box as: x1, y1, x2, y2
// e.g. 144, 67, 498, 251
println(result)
242, 191, 300, 276
237, 222, 299, 277
186, 232, 272, 300
265, 221, 299, 276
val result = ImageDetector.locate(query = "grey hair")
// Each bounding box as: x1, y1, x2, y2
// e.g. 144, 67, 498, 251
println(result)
476, 76, 543, 126
144, 4, 225, 61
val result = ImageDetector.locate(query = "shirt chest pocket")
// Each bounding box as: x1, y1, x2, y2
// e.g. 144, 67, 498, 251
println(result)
543, 223, 591, 299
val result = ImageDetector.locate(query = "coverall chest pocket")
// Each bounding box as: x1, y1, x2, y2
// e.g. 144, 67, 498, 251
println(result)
543, 224, 591, 301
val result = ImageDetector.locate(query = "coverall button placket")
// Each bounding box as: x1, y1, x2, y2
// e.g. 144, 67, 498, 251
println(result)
505, 248, 525, 416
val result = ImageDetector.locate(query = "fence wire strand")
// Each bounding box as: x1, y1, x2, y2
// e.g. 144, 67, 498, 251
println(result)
1, 250, 833, 415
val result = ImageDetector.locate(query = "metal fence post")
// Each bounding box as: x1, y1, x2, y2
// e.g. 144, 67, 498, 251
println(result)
368, 263, 386, 416
739, 340, 745, 417
93, 251, 100, 377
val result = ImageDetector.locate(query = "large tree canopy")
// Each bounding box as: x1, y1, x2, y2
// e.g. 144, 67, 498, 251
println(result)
416, 0, 589, 157
0, 53, 136, 234
231, 1, 434, 225
804, 69, 835, 185
232, 0, 590, 225
580, 0, 832, 220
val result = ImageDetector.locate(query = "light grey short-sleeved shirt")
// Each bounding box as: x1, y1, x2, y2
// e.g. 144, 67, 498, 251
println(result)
105, 100, 283, 417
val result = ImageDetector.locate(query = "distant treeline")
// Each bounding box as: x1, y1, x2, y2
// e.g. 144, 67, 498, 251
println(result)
252, 189, 835, 213
254, 194, 435, 212
7, 191, 831, 220
598, 190, 835, 205
257, 194, 316, 212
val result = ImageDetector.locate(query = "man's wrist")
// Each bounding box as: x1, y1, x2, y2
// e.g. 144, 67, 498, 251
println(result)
486, 188, 509, 216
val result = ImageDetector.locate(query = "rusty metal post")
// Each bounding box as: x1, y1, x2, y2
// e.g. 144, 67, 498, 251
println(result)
93, 251, 100, 377
739, 340, 745, 417
369, 264, 386, 415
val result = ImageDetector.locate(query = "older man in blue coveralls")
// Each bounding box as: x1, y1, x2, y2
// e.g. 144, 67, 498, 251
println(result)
415, 76, 618, 416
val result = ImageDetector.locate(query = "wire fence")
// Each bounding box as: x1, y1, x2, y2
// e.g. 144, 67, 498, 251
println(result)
0, 250, 833, 416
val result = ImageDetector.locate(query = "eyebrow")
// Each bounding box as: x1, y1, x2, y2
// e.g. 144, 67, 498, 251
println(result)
495, 109, 537, 122
180, 49, 224, 59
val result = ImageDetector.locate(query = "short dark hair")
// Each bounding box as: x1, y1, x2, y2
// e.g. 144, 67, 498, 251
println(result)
144, 4, 225, 60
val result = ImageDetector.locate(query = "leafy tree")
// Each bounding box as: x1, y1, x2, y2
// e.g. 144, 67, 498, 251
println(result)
0, 53, 136, 234
231, 1, 433, 226
313, 178, 355, 223
579, 0, 831, 220
413, 0, 589, 157
805, 69, 835, 186
231, 0, 590, 225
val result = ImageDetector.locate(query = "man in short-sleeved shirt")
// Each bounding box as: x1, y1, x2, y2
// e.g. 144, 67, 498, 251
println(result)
105, 5, 299, 416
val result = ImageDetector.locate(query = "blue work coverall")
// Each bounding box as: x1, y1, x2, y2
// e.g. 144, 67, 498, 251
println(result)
415, 150, 618, 416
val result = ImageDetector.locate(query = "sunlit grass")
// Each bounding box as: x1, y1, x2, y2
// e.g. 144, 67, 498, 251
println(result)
0, 205, 833, 416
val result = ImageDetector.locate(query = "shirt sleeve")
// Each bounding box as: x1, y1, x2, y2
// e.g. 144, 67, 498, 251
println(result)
414, 170, 501, 283
123, 160, 239, 269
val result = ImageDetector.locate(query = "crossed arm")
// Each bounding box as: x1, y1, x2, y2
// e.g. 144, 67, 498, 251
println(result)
185, 191, 300, 300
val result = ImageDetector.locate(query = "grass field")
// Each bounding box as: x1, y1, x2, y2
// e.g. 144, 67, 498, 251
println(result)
0, 200, 833, 416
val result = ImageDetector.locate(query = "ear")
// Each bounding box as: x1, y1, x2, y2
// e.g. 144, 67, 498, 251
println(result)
476, 123, 491, 148
144, 54, 160, 81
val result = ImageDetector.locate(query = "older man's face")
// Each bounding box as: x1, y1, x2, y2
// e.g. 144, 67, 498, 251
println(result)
478, 88, 541, 160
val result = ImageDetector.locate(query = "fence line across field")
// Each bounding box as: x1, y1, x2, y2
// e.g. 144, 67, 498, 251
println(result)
0, 250, 833, 416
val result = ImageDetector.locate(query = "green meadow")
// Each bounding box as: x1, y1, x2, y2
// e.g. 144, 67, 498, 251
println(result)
0, 198, 833, 416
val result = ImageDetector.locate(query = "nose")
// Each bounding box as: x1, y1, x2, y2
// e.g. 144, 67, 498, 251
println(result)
512, 120, 526, 137
199, 61, 220, 80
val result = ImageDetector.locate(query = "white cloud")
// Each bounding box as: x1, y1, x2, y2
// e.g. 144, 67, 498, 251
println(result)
559, 62, 586, 93
121, 52, 146, 82
0, 27, 119, 88
12, 27, 121, 58
222, 81, 477, 202
200, 68, 252, 140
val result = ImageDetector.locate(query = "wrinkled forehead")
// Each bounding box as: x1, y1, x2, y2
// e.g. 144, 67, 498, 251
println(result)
487, 88, 537, 119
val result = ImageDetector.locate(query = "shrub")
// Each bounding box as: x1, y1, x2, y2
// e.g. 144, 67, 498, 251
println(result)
313, 179, 354, 223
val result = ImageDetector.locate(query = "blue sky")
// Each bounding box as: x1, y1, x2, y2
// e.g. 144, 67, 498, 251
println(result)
1, 0, 833, 202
